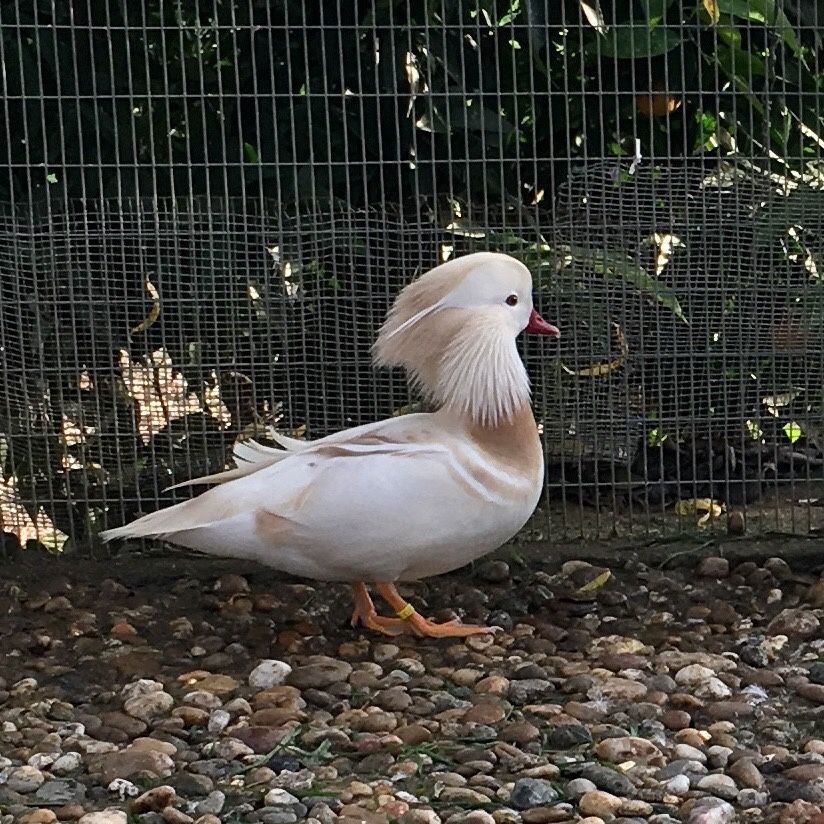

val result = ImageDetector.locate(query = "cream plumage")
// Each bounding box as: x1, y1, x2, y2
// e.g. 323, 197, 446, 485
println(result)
100, 252, 560, 637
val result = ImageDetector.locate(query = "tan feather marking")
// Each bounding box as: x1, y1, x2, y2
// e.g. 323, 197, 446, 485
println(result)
253, 510, 299, 544
469, 405, 543, 484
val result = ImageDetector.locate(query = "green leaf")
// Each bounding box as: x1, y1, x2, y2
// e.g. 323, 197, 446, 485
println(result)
243, 142, 259, 163
642, 0, 679, 26
569, 246, 689, 323
599, 25, 682, 59
497, 0, 522, 27
783, 421, 803, 443
46, 172, 57, 184
472, 226, 689, 324
716, 0, 803, 57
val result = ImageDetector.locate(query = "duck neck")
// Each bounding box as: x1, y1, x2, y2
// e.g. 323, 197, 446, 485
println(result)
436, 402, 542, 471
431, 325, 532, 427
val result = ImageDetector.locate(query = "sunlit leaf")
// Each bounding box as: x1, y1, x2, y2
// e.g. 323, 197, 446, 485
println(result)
674, 498, 724, 528
579, 0, 607, 34
702, 0, 721, 23
783, 421, 803, 443
497, 0, 522, 27
577, 569, 612, 594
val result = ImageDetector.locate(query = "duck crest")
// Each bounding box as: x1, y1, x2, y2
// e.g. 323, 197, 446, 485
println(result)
373, 254, 534, 427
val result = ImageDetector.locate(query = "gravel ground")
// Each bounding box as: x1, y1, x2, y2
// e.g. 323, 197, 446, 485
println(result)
1, 543, 824, 824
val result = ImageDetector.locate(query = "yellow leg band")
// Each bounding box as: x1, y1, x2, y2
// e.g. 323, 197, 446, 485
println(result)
396, 603, 416, 620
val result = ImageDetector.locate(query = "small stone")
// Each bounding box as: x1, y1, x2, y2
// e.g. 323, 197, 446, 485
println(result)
35, 781, 86, 806
767, 608, 820, 639
183, 690, 223, 711
123, 690, 175, 722
133, 737, 177, 756
508, 680, 553, 705
565, 778, 597, 799
207, 709, 230, 734
132, 785, 177, 813
463, 703, 506, 725
680, 798, 736, 824
250, 660, 293, 689
783, 764, 824, 781
269, 768, 316, 791
500, 722, 540, 744
798, 684, 824, 704
675, 664, 716, 686
661, 709, 691, 730
663, 775, 690, 796
396, 725, 433, 745
161, 807, 194, 824
476, 560, 510, 582
52, 753, 83, 775
674, 743, 707, 763
697, 557, 730, 578
189, 673, 239, 695
287, 656, 353, 689
589, 677, 647, 701
233, 726, 292, 753
55, 803, 86, 821
212, 737, 254, 760
578, 790, 622, 818
695, 677, 732, 700
619, 799, 654, 816
581, 764, 637, 797
169, 773, 215, 797
399, 812, 442, 824
475, 676, 510, 695
509, 779, 560, 809
78, 812, 128, 824
265, 789, 301, 806
19, 811, 57, 824
257, 811, 297, 824
727, 510, 746, 535
594, 736, 665, 766
195, 791, 226, 816
737, 789, 769, 809
7, 766, 45, 793
779, 800, 824, 824
546, 724, 592, 749
100, 747, 175, 784
696, 774, 738, 800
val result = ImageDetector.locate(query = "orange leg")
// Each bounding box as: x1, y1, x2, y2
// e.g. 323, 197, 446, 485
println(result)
350, 582, 408, 636
375, 582, 497, 638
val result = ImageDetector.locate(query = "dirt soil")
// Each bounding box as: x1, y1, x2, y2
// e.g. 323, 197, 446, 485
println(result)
0, 536, 823, 824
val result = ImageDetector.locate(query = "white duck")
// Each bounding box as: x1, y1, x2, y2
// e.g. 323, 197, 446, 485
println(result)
100, 252, 560, 637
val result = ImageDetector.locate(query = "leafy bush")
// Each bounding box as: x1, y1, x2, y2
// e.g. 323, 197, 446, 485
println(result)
2, 1, 822, 206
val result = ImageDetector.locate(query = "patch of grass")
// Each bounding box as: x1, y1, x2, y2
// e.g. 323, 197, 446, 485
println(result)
398, 741, 456, 767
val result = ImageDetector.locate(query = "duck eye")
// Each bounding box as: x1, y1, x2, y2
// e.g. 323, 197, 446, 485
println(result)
505, 294, 519, 306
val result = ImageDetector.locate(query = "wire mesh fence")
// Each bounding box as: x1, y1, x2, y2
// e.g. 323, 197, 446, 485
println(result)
1, 1, 823, 552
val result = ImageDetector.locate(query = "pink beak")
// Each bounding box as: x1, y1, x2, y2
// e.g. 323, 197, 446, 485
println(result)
525, 308, 560, 338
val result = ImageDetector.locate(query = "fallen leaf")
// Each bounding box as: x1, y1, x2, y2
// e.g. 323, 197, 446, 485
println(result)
564, 322, 628, 377
576, 569, 612, 594
674, 498, 724, 528
131, 277, 161, 334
